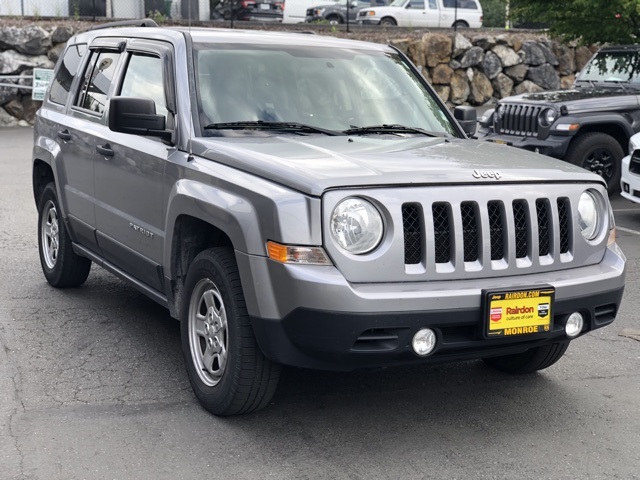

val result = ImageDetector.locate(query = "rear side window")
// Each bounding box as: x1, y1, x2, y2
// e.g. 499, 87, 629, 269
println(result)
119, 54, 168, 117
49, 44, 86, 106
443, 0, 478, 8
75, 50, 121, 115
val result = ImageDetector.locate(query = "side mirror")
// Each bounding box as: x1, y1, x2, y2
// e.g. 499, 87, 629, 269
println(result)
109, 96, 172, 141
454, 105, 477, 137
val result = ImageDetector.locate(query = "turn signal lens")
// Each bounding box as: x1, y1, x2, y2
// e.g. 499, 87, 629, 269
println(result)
267, 241, 332, 265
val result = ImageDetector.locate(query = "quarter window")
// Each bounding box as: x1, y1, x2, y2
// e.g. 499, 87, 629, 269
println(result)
49, 44, 86, 106
119, 54, 168, 117
75, 50, 121, 115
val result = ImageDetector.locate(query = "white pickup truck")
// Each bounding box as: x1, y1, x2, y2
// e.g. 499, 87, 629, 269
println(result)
356, 0, 483, 27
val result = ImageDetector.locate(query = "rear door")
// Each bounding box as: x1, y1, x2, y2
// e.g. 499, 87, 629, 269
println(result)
400, 0, 431, 27
93, 39, 177, 293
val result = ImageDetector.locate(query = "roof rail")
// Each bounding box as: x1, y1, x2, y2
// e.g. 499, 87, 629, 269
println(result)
89, 19, 159, 31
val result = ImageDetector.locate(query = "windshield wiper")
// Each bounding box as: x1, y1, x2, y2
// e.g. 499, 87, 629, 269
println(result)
603, 80, 628, 91
342, 124, 449, 137
203, 121, 342, 136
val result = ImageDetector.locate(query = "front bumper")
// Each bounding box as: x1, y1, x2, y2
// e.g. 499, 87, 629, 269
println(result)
236, 245, 626, 371
356, 19, 380, 25
620, 154, 640, 203
477, 127, 573, 159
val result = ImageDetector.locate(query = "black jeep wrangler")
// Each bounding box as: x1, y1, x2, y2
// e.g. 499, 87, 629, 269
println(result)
477, 45, 640, 194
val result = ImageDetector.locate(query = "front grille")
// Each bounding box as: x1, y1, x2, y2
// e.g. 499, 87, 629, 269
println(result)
402, 197, 573, 267
497, 104, 541, 137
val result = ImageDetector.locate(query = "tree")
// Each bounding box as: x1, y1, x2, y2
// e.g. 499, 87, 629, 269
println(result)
481, 0, 507, 28
510, 0, 640, 45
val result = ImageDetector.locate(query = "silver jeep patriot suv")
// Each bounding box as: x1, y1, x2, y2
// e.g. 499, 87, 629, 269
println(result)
33, 21, 626, 416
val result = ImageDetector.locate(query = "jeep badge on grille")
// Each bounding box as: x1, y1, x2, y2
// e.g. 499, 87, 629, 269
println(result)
473, 169, 502, 180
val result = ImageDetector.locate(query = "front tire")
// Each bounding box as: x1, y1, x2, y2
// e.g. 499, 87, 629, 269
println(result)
379, 16, 397, 26
482, 341, 569, 374
565, 132, 623, 195
37, 183, 91, 288
180, 247, 281, 416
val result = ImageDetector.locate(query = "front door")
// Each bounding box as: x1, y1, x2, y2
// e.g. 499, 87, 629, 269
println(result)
94, 41, 176, 293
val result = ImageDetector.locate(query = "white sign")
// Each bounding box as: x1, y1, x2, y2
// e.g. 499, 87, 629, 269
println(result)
32, 68, 55, 101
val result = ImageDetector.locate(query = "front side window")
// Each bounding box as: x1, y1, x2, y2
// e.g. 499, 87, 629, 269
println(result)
75, 50, 121, 115
49, 44, 87, 105
119, 53, 168, 117
194, 44, 458, 137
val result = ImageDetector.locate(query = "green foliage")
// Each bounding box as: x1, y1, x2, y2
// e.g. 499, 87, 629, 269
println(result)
510, 0, 640, 45
482, 0, 507, 28
148, 9, 168, 24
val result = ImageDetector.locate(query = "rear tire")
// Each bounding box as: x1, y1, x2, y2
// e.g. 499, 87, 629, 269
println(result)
565, 132, 623, 195
380, 16, 397, 26
180, 247, 281, 416
452, 20, 469, 28
482, 342, 569, 374
37, 183, 91, 288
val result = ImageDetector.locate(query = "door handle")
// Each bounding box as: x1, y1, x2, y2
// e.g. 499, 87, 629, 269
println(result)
57, 129, 71, 141
96, 143, 114, 157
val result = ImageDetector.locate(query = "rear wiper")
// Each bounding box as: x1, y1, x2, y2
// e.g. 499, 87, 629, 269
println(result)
342, 124, 449, 137
203, 121, 342, 136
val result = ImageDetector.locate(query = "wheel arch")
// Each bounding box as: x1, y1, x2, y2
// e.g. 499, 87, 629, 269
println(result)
380, 16, 397, 25
33, 159, 56, 207
571, 119, 633, 154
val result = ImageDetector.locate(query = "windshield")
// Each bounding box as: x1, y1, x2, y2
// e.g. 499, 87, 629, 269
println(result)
577, 51, 640, 84
194, 43, 457, 137
388, 0, 408, 6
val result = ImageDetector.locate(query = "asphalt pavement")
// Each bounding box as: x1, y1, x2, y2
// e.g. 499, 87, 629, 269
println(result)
1, 126, 639, 480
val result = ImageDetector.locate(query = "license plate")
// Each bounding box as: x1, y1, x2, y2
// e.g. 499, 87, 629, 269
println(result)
260, 3, 270, 9
490, 139, 509, 145
484, 287, 554, 337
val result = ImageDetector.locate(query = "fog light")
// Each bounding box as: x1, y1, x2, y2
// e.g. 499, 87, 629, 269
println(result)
565, 312, 584, 338
412, 328, 436, 356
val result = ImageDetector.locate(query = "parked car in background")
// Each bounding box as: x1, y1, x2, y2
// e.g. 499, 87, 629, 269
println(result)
305, 0, 387, 24
356, 0, 483, 27
477, 45, 640, 195
211, 0, 283, 21
621, 132, 640, 203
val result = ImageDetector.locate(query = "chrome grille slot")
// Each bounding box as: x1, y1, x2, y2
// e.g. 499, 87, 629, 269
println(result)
536, 199, 551, 256
513, 200, 529, 259
558, 198, 570, 254
461, 202, 479, 262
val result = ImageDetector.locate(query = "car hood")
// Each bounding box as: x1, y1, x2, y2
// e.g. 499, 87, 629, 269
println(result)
191, 134, 602, 196
501, 88, 640, 113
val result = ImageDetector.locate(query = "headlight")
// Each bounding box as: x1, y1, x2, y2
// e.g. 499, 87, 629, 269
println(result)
479, 108, 494, 125
629, 133, 640, 155
578, 191, 601, 241
330, 197, 383, 254
496, 105, 505, 119
315, 7, 325, 15
539, 108, 557, 127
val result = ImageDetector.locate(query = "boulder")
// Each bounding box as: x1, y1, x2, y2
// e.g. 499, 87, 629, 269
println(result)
469, 70, 493, 105
575, 46, 593, 71
423, 33, 452, 67
450, 70, 470, 105
481, 51, 502, 80
51, 26, 75, 45
48, 43, 66, 63
390, 38, 411, 55
433, 85, 451, 102
538, 42, 559, 66
495, 34, 512, 47
459, 46, 484, 68
514, 80, 544, 95
472, 35, 495, 50
408, 40, 426, 68
431, 64, 453, 85
560, 74, 576, 90
526, 63, 561, 90
3, 97, 24, 119
553, 44, 576, 76
0, 50, 54, 75
504, 64, 528, 83
0, 84, 18, 106
449, 59, 462, 70
521, 41, 547, 66
453, 33, 472, 58
0, 107, 19, 127
511, 36, 523, 53
492, 45, 520, 67
0, 25, 52, 55
492, 73, 514, 99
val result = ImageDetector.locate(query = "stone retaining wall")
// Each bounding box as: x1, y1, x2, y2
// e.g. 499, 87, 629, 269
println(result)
0, 22, 597, 126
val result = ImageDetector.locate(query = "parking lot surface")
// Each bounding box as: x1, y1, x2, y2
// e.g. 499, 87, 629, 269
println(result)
1, 126, 639, 479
